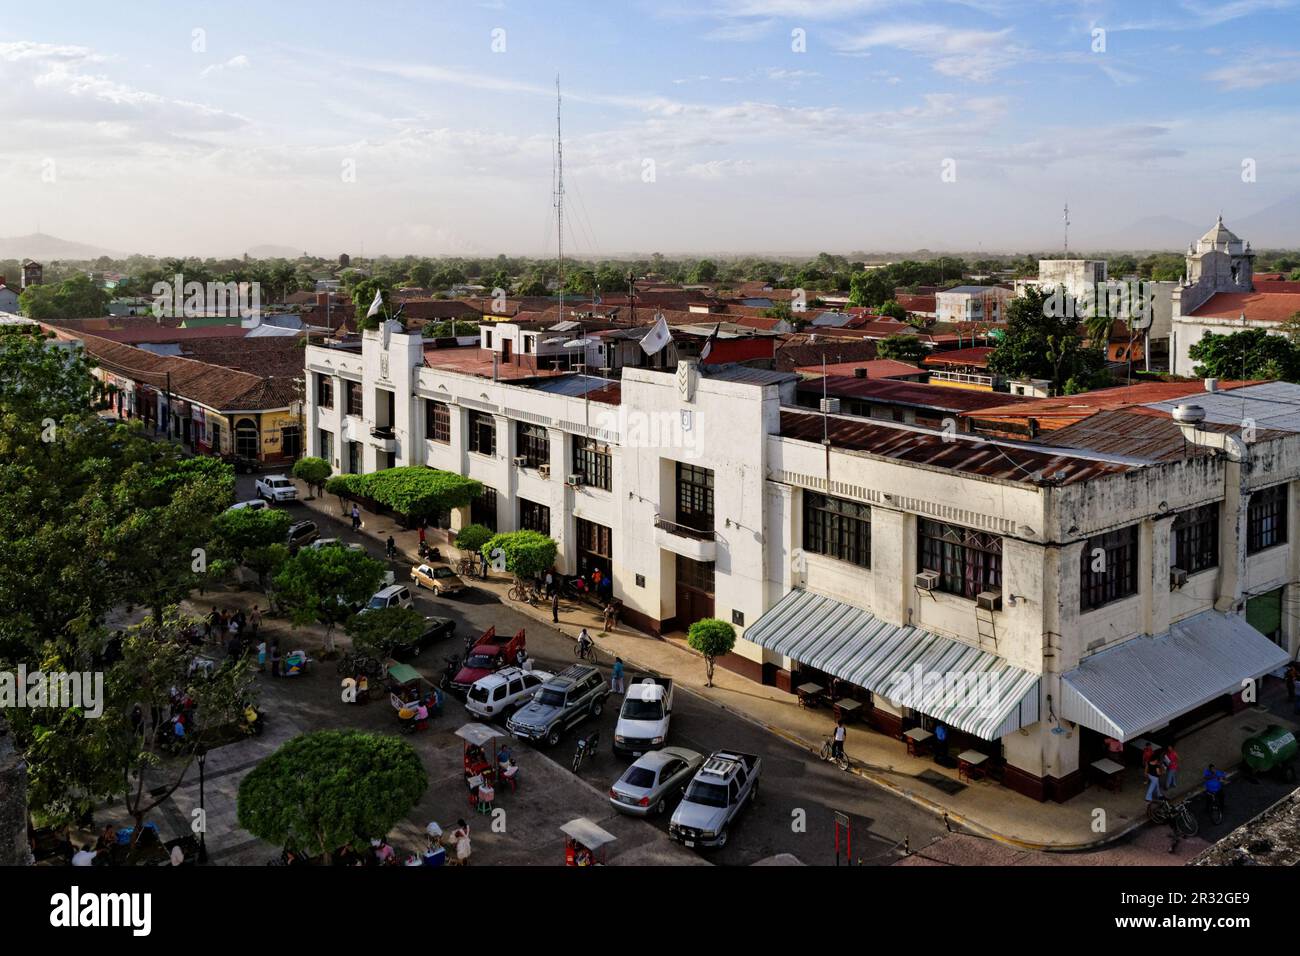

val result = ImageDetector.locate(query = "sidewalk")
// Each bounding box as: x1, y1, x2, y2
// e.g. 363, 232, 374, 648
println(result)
292, 482, 1293, 851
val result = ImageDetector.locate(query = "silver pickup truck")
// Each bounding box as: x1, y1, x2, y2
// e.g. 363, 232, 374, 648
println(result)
668, 750, 761, 849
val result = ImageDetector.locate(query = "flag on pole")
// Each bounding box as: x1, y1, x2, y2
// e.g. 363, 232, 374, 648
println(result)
699, 322, 721, 363
639, 312, 671, 355
366, 288, 384, 319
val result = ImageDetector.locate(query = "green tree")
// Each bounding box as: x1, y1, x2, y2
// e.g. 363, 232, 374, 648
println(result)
482, 530, 557, 580
359, 466, 481, 526
273, 546, 386, 654
687, 618, 736, 687
325, 473, 365, 514
291, 455, 332, 500
1188, 328, 1300, 382
849, 270, 892, 308
18, 274, 111, 320
689, 259, 719, 284
351, 278, 393, 331
875, 335, 927, 364
407, 261, 434, 288
987, 287, 1107, 394
210, 507, 293, 588
237, 730, 427, 863
345, 606, 427, 658
877, 299, 908, 321
452, 523, 493, 557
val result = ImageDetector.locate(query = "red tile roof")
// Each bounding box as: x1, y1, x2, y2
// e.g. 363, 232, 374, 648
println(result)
1188, 292, 1300, 323
924, 347, 994, 368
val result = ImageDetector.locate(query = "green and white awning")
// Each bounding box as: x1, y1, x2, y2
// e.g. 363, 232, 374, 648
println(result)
745, 588, 1040, 740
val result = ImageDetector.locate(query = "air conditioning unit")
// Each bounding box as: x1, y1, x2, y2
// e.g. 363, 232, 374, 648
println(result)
915, 570, 940, 590
819, 397, 841, 414
538, 464, 551, 479
513, 455, 529, 467
1169, 567, 1188, 590
976, 590, 1002, 612
566, 474, 584, 488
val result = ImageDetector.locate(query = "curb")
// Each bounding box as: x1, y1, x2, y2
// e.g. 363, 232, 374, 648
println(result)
293, 488, 1155, 854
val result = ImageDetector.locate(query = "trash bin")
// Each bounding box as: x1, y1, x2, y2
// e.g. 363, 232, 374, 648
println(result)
1241, 724, 1298, 781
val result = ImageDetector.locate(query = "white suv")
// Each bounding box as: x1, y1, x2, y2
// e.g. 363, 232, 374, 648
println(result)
465, 665, 553, 720
255, 475, 298, 503
361, 584, 413, 614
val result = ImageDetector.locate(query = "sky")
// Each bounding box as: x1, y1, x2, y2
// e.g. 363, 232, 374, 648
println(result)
1, 0, 1299, 258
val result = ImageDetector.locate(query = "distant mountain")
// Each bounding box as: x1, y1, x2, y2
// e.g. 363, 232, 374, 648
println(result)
0, 232, 121, 261
1079, 215, 1201, 253
1231, 194, 1300, 248
243, 244, 308, 259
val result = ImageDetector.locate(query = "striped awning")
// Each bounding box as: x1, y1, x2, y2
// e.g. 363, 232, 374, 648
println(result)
745, 589, 1040, 740
1061, 610, 1290, 741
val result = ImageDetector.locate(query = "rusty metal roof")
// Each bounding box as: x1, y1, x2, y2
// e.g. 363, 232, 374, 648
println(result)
779, 410, 1140, 485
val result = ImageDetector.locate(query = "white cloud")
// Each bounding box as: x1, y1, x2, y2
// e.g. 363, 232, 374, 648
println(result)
200, 54, 250, 78
835, 23, 1023, 82
1208, 52, 1300, 89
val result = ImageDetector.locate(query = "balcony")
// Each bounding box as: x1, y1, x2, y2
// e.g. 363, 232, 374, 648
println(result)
368, 425, 397, 452
653, 514, 717, 562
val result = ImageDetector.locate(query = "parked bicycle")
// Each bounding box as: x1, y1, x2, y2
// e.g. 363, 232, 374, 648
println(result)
1147, 796, 1199, 836
336, 652, 384, 679
456, 557, 476, 577
572, 729, 600, 774
507, 580, 541, 606
819, 736, 851, 771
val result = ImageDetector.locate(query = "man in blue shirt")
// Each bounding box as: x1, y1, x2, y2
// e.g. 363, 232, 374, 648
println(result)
1203, 764, 1226, 812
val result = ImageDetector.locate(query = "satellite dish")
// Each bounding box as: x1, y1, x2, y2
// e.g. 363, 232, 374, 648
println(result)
562, 337, 597, 348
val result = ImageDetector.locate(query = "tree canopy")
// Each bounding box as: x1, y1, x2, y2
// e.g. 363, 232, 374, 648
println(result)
687, 618, 736, 687
358, 466, 481, 523
237, 730, 427, 862
272, 545, 386, 652
986, 287, 1109, 395
482, 530, 557, 579
1188, 328, 1300, 382
875, 334, 928, 364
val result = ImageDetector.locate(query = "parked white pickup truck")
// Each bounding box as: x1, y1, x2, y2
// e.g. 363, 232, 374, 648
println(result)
613, 675, 673, 757
255, 474, 298, 503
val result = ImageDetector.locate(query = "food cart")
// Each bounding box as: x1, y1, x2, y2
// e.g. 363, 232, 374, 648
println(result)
387, 661, 440, 732
456, 722, 505, 779
560, 817, 617, 866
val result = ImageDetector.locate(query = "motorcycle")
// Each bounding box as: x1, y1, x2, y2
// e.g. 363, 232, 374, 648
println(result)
571, 729, 600, 774
240, 702, 267, 737
417, 540, 442, 562
438, 655, 461, 691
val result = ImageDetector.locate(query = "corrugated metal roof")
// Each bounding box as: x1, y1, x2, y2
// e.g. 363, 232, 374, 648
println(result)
1146, 381, 1300, 435
780, 410, 1140, 485
745, 589, 1040, 740
1060, 611, 1289, 741
533, 374, 616, 397
703, 364, 797, 386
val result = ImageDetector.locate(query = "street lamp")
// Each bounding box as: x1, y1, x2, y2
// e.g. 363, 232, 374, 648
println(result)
197, 745, 208, 864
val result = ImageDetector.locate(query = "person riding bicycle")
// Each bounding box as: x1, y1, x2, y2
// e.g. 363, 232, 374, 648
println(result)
577, 627, 593, 658
1203, 764, 1226, 811
386, 535, 397, 559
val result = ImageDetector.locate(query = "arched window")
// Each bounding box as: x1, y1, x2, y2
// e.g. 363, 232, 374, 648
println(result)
235, 418, 259, 459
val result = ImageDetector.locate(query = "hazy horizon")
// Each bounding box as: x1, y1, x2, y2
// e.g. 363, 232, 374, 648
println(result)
5, 0, 1300, 258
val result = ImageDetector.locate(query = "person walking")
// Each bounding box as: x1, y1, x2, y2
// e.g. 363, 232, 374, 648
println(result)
479, 550, 489, 580
249, 605, 261, 639
351, 504, 361, 532
1145, 752, 1165, 804
545, 571, 554, 596
256, 639, 267, 673
551, 589, 560, 624
270, 638, 281, 678
832, 719, 847, 759
611, 657, 625, 695
1163, 744, 1180, 791
418, 523, 427, 549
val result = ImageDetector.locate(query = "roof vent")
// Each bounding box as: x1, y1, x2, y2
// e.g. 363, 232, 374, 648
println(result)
854, 367, 868, 378
1172, 403, 1206, 425
1204, 378, 1219, 393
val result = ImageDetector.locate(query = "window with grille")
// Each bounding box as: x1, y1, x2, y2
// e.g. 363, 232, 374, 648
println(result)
519, 498, 550, 535
677, 555, 715, 593
426, 400, 450, 443
517, 422, 550, 468
676, 462, 714, 533
573, 436, 612, 490
1248, 484, 1288, 554
345, 380, 363, 417
576, 518, 611, 558
471, 486, 498, 531
316, 374, 333, 409
468, 411, 496, 456
1172, 503, 1219, 574
918, 519, 1002, 600
1080, 524, 1139, 612
803, 492, 871, 568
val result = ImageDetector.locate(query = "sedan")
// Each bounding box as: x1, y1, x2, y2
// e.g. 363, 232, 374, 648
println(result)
411, 562, 467, 596
389, 616, 457, 658
609, 747, 704, 817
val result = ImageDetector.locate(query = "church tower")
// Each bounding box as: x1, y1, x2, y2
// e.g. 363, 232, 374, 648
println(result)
1173, 216, 1254, 317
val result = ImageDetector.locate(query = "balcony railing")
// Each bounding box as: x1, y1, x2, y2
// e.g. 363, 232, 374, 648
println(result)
370, 425, 395, 440
654, 514, 716, 541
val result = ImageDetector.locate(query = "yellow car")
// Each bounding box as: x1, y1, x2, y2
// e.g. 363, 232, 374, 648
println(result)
410, 562, 467, 597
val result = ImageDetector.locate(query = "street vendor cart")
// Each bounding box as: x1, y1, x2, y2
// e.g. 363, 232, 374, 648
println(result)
561, 817, 617, 866
387, 660, 441, 733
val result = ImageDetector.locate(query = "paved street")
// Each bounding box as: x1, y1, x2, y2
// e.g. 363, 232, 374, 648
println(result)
231, 476, 948, 865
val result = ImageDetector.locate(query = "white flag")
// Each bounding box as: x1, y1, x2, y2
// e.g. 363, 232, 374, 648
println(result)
640, 313, 671, 355
366, 288, 384, 319
699, 321, 721, 362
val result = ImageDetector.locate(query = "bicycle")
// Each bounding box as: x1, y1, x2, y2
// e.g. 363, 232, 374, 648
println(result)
819, 736, 850, 771
575, 639, 598, 664
572, 729, 600, 774
1205, 788, 1225, 826
336, 652, 383, 679
507, 581, 540, 606
1147, 796, 1199, 836
456, 557, 475, 577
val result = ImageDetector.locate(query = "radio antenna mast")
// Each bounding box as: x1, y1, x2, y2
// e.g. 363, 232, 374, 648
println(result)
1063, 202, 1070, 257
555, 75, 565, 320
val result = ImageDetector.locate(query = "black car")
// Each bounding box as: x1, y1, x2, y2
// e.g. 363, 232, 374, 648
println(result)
222, 453, 262, 475
389, 616, 457, 658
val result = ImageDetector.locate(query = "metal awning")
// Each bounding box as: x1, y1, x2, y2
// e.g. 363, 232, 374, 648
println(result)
1060, 610, 1289, 741
745, 589, 1040, 740
455, 722, 505, 747
560, 818, 617, 850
